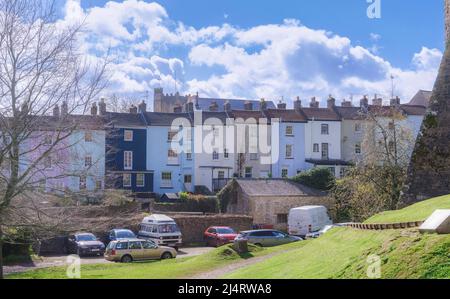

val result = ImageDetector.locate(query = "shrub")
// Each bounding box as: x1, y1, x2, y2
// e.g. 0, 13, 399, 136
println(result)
179, 194, 219, 213
292, 168, 335, 191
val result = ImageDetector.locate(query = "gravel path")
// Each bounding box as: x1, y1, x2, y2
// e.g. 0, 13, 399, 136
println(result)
191, 248, 296, 279
4, 247, 214, 275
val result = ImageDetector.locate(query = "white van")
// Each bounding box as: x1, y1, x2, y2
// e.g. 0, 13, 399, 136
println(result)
288, 206, 332, 237
138, 214, 182, 250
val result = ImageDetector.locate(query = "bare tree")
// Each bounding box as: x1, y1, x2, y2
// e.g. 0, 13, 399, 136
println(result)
332, 107, 416, 222
0, 0, 108, 278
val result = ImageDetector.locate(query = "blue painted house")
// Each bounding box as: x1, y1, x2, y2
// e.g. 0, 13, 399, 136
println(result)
104, 111, 154, 196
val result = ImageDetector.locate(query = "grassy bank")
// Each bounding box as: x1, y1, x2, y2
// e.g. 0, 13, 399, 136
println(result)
7, 242, 303, 279
365, 194, 450, 224
224, 228, 449, 279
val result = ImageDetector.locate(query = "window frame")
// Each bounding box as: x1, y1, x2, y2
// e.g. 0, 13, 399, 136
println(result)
136, 173, 145, 187
123, 173, 132, 188
124, 151, 133, 170
285, 144, 293, 159
321, 124, 329, 135
285, 125, 294, 136
85, 155, 93, 168
124, 130, 134, 142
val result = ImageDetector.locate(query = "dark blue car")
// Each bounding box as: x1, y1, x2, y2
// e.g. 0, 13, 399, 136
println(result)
108, 229, 136, 243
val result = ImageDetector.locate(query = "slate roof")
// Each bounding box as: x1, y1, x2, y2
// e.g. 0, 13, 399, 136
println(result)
334, 107, 365, 120
230, 110, 269, 123
301, 107, 341, 121
235, 179, 327, 197
197, 98, 276, 112
264, 109, 307, 122
143, 112, 193, 126
400, 105, 427, 116
103, 112, 146, 128
408, 90, 431, 107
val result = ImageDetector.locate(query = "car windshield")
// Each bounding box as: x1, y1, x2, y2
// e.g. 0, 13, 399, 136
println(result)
216, 228, 235, 234
158, 224, 180, 233
116, 230, 135, 238
76, 234, 96, 241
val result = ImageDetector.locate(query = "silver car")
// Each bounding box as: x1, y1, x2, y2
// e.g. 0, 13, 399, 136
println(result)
235, 230, 302, 247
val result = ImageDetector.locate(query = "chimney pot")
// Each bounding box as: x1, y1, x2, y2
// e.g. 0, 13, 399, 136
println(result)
98, 98, 107, 116
209, 101, 219, 112
277, 101, 287, 109
260, 98, 267, 111
138, 101, 147, 113
360, 96, 369, 109
129, 105, 138, 114
310, 97, 319, 108
90, 102, 98, 116
294, 97, 302, 111
61, 101, 69, 117
327, 95, 336, 109
53, 104, 60, 118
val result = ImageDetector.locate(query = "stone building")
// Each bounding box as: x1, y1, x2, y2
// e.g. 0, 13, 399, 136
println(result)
153, 88, 276, 113
222, 179, 330, 231
402, 0, 450, 205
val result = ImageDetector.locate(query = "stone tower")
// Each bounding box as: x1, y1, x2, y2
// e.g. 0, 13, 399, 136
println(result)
402, 0, 450, 205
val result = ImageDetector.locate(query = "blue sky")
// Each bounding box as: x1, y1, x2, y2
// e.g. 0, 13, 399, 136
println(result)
59, 0, 445, 108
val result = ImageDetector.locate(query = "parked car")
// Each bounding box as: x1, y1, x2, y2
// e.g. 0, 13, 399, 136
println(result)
234, 230, 302, 247
65, 233, 105, 256
288, 206, 332, 237
204, 226, 238, 247
138, 214, 182, 250
108, 229, 136, 243
305, 225, 335, 239
104, 238, 177, 263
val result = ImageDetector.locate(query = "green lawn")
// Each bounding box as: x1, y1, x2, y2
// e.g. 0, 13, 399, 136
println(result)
365, 194, 450, 224
224, 228, 450, 279
7, 242, 302, 279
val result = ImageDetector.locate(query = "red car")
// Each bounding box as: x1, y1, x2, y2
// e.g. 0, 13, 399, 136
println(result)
204, 226, 238, 247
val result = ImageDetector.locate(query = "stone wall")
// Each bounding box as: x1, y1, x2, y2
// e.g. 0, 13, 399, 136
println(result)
36, 211, 252, 254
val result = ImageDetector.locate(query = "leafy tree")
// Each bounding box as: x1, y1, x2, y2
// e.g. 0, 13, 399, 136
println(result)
292, 168, 335, 191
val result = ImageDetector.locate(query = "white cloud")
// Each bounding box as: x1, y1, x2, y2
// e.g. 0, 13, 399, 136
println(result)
62, 0, 442, 107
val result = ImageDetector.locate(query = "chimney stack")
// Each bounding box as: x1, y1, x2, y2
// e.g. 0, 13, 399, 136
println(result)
53, 104, 60, 118
61, 101, 68, 117
327, 95, 336, 109
138, 101, 147, 113
90, 102, 98, 116
390, 96, 401, 107
310, 97, 319, 108
98, 98, 107, 116
277, 101, 287, 109
294, 96, 302, 111
341, 99, 353, 107
244, 101, 253, 111
129, 105, 138, 114
209, 101, 219, 112
360, 95, 369, 109
372, 95, 382, 107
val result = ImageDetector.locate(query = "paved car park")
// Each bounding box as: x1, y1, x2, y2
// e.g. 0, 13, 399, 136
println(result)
3, 246, 215, 275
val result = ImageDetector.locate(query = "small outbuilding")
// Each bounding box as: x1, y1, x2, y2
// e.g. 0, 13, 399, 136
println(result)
219, 179, 332, 231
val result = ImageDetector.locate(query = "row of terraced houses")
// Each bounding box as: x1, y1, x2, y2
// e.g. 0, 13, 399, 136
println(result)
26, 89, 430, 199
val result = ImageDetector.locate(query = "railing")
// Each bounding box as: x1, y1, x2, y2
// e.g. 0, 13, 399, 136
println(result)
212, 178, 230, 192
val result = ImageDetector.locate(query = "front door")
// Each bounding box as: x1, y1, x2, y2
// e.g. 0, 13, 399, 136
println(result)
321, 143, 329, 160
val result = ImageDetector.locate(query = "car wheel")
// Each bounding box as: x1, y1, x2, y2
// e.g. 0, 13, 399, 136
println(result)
161, 252, 173, 260
121, 255, 133, 263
